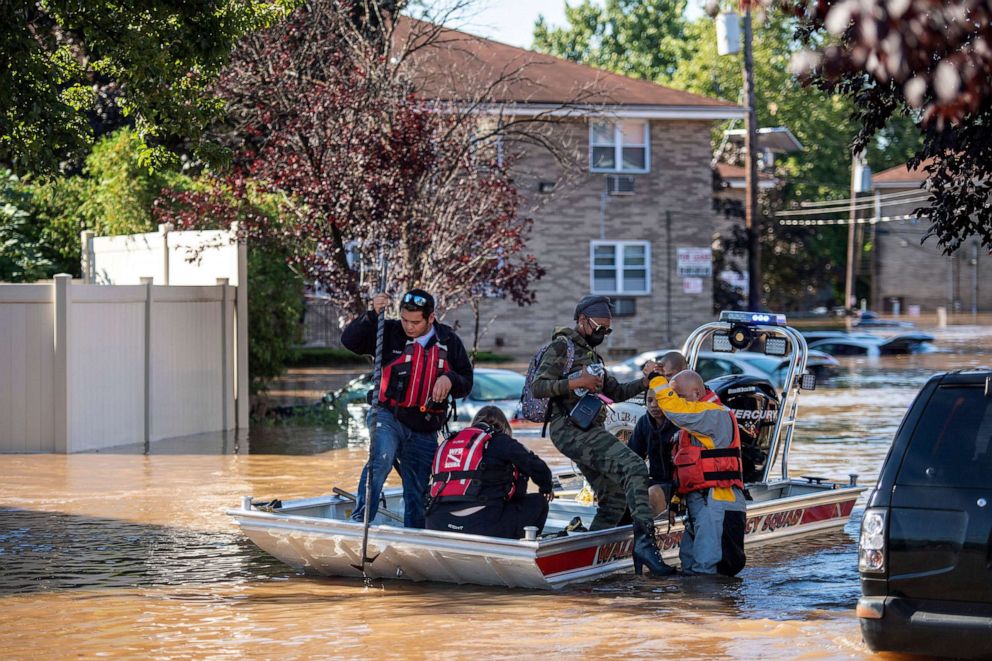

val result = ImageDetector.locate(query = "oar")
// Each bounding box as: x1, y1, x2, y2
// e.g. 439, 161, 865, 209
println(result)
352, 247, 387, 587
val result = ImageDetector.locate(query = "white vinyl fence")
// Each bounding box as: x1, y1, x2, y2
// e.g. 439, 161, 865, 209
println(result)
0, 224, 247, 453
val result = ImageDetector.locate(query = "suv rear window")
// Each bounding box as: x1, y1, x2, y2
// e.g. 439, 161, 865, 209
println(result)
896, 385, 992, 489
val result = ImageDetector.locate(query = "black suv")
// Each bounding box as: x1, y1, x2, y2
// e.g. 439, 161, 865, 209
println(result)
858, 369, 992, 658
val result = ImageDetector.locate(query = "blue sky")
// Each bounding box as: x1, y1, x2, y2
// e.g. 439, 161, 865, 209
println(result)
418, 1, 705, 50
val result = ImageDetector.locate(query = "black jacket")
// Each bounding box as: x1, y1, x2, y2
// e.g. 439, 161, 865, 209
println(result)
628, 412, 677, 486
441, 431, 554, 504
341, 310, 473, 432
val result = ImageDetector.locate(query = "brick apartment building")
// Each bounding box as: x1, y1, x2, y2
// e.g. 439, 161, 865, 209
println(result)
872, 160, 992, 314
405, 22, 744, 359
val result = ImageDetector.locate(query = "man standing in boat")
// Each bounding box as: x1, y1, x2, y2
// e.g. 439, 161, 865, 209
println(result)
341, 289, 474, 529
649, 370, 746, 576
531, 295, 676, 577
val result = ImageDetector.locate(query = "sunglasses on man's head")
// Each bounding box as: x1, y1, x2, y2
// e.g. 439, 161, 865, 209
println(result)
401, 293, 429, 309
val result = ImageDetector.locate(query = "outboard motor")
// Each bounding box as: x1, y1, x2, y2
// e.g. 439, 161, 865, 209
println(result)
706, 374, 780, 483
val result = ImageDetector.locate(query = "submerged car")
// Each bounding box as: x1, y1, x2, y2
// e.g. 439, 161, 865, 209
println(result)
857, 368, 992, 658
853, 311, 915, 329
807, 332, 936, 357
325, 367, 525, 426
607, 349, 839, 388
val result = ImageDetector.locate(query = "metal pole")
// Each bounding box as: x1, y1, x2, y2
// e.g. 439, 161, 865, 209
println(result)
742, 3, 761, 311
972, 240, 979, 317
845, 152, 858, 313
355, 248, 387, 586
665, 210, 672, 345
871, 190, 880, 311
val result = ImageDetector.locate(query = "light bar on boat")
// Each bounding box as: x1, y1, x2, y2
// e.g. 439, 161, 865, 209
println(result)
719, 310, 788, 326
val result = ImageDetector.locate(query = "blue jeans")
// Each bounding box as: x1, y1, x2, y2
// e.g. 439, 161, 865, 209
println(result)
680, 487, 747, 575
350, 407, 439, 528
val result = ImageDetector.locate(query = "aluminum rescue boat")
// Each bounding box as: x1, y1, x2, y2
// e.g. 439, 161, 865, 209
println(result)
228, 311, 866, 589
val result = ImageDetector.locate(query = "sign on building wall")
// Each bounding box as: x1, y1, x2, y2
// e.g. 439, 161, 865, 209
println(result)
682, 277, 704, 294
677, 247, 713, 277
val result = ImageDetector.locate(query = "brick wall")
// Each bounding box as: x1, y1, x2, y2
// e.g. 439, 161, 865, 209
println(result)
874, 188, 992, 313
444, 118, 719, 360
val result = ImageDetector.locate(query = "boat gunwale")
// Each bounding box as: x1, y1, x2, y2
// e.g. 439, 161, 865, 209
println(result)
225, 481, 866, 555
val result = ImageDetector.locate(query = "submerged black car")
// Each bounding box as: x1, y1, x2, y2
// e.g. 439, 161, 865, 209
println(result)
857, 368, 992, 658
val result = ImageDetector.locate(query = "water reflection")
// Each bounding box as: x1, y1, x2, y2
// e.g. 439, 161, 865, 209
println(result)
1, 325, 989, 658
0, 509, 285, 596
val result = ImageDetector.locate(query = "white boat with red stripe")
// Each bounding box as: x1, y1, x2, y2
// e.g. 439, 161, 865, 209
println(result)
228, 311, 867, 588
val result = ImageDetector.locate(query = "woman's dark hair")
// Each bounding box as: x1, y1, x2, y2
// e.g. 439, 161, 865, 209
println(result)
472, 406, 509, 434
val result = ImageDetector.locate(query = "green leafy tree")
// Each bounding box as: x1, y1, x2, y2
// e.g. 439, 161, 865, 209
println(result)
246, 248, 304, 395
25, 175, 90, 276
79, 128, 191, 236
0, 0, 293, 175
534, 0, 688, 81
0, 170, 51, 281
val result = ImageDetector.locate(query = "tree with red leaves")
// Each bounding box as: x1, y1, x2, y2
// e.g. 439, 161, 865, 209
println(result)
171, 0, 556, 324
786, 0, 992, 253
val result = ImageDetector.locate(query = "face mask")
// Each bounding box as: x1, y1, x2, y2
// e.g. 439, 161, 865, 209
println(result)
581, 316, 611, 347
584, 327, 608, 347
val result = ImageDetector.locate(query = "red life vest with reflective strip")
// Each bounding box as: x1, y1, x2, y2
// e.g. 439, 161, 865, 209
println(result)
429, 426, 518, 503
672, 391, 745, 495
379, 339, 449, 414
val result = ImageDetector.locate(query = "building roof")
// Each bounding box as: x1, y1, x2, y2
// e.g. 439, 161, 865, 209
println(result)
722, 127, 804, 153
715, 163, 777, 189
398, 18, 744, 120
873, 158, 934, 188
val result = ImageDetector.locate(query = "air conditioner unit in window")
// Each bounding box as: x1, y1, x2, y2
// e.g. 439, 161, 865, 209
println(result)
607, 175, 635, 196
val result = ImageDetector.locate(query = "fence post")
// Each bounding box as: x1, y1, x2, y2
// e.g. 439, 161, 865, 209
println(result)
158, 223, 173, 285
217, 277, 230, 431
141, 276, 153, 450
80, 231, 95, 283
53, 274, 71, 453
232, 221, 249, 429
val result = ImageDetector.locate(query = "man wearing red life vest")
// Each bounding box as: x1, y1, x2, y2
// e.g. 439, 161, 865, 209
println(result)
649, 370, 747, 576
341, 288, 474, 528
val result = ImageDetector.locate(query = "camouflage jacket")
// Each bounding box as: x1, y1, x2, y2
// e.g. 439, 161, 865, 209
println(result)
531, 326, 647, 421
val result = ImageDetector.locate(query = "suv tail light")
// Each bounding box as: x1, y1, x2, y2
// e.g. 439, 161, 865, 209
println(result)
858, 508, 887, 573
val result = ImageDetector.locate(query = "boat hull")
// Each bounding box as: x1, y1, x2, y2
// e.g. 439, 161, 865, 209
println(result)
228, 480, 864, 589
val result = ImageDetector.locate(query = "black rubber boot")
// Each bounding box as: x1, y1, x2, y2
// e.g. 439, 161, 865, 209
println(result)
632, 520, 677, 577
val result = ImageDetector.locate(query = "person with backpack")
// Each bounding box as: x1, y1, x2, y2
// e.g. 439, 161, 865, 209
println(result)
341, 289, 474, 529
425, 406, 554, 539
528, 295, 676, 577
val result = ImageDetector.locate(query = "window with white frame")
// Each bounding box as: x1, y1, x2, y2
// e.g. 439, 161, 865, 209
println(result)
590, 241, 651, 295
589, 121, 649, 173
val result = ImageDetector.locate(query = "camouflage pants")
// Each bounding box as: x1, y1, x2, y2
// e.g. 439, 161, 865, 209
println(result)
549, 416, 654, 530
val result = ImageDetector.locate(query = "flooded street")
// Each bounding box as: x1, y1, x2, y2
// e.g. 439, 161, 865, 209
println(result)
2, 324, 991, 659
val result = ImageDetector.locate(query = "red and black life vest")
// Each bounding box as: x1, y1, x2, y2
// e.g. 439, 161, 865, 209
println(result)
672, 391, 745, 495
428, 426, 518, 504
379, 339, 449, 414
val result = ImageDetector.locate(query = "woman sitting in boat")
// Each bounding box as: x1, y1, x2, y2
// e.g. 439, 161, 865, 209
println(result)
425, 406, 554, 539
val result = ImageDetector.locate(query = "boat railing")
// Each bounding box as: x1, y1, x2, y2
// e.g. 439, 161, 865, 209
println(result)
681, 318, 810, 484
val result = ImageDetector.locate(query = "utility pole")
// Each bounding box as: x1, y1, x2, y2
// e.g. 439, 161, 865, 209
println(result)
742, 1, 761, 311
844, 152, 858, 312
845, 151, 871, 314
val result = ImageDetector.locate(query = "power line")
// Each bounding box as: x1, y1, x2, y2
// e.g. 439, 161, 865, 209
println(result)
797, 188, 926, 208
774, 194, 931, 217
779, 213, 919, 227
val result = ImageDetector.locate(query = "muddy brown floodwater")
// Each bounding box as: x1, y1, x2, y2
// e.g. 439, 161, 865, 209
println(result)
2, 323, 990, 659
